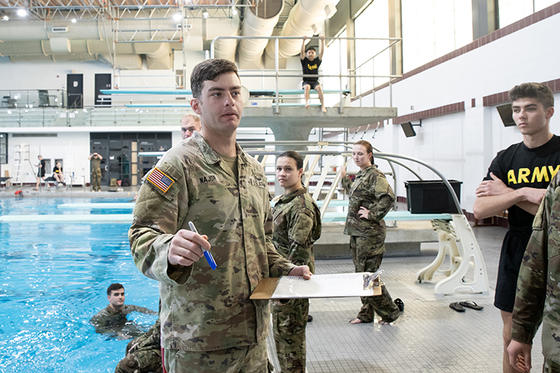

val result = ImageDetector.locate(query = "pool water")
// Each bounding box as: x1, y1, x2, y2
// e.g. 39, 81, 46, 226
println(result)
0, 197, 159, 373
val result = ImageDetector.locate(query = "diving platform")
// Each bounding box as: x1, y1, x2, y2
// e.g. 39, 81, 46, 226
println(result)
239, 106, 396, 129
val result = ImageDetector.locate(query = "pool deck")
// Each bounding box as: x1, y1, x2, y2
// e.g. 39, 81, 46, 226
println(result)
272, 225, 544, 373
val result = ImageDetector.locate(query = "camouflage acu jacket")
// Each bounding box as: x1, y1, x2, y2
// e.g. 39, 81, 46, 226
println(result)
342, 165, 395, 237
90, 304, 155, 333
512, 173, 560, 362
129, 132, 295, 352
272, 187, 321, 273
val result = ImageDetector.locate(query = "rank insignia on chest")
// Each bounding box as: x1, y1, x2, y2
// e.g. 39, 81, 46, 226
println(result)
147, 167, 175, 193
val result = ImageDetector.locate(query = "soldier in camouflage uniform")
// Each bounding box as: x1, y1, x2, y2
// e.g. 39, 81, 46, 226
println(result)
89, 152, 103, 191
90, 283, 156, 338
508, 173, 560, 372
128, 59, 312, 373
115, 319, 162, 373
342, 140, 401, 325
272, 151, 322, 373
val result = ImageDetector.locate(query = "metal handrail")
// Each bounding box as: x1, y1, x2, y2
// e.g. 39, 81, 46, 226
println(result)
210, 35, 402, 112
374, 153, 462, 214
246, 145, 461, 215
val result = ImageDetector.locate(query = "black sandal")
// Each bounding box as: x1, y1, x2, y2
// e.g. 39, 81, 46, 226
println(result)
459, 301, 483, 311
449, 302, 465, 312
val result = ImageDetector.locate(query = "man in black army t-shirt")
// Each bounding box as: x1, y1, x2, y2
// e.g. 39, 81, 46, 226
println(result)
300, 35, 326, 112
473, 82, 560, 373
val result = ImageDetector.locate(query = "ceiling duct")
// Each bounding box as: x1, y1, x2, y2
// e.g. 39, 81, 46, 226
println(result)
237, 0, 283, 69
206, 8, 240, 62
0, 16, 192, 69
264, 0, 339, 68
136, 43, 173, 70
49, 37, 71, 54
51, 26, 68, 33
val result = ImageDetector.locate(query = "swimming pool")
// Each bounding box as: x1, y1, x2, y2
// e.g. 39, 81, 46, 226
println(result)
0, 197, 159, 373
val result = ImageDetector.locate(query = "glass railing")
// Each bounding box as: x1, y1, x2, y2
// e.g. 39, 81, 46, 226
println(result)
0, 106, 186, 127
0, 89, 65, 109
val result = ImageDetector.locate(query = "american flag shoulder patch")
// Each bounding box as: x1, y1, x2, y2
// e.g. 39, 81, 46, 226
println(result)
147, 167, 175, 193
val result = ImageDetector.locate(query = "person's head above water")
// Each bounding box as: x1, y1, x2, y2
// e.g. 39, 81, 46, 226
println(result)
106, 283, 125, 310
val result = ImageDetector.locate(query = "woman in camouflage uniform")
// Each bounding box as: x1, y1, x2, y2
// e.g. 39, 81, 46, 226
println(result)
272, 151, 321, 372
342, 140, 402, 325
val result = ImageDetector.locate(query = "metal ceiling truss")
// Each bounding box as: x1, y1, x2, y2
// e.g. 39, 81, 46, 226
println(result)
0, 0, 107, 20
0, 0, 251, 21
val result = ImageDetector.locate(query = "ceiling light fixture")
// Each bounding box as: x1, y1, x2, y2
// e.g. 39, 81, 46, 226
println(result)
17, 8, 28, 17
231, 6, 238, 16
71, 18, 77, 23
172, 12, 183, 22
2, 15, 9, 21
202, 10, 209, 19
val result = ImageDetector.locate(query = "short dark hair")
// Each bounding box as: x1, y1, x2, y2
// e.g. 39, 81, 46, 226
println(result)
107, 283, 124, 296
278, 151, 304, 170
509, 82, 554, 108
354, 140, 374, 163
305, 46, 316, 53
190, 59, 239, 98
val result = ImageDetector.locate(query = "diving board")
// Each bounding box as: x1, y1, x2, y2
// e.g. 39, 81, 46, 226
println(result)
125, 104, 191, 108
250, 89, 350, 96
101, 89, 350, 97
321, 210, 452, 223
101, 89, 192, 95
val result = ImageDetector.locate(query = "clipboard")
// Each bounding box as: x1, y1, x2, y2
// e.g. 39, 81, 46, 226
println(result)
250, 272, 382, 300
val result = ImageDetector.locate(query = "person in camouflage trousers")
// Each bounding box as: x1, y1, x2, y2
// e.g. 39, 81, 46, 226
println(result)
115, 319, 162, 373
272, 151, 322, 372
89, 152, 103, 191
508, 172, 560, 373
128, 59, 312, 373
342, 140, 402, 325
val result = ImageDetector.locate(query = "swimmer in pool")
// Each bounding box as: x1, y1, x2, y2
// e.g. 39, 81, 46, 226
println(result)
90, 283, 156, 339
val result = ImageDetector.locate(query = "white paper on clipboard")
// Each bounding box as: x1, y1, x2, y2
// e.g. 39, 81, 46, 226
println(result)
251, 271, 382, 300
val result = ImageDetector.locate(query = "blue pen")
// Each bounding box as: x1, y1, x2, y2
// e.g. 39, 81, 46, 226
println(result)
188, 221, 217, 270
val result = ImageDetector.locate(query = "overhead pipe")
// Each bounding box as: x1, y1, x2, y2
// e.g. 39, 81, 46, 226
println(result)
237, 0, 283, 69
263, 0, 339, 68
0, 14, 198, 69
205, 8, 240, 62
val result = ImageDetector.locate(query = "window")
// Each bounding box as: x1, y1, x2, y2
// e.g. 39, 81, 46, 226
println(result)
498, 0, 557, 28
401, 0, 472, 72
322, 28, 348, 106
0, 133, 7, 164
355, 0, 391, 92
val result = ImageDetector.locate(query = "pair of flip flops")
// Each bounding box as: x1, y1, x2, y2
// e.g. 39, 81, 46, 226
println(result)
449, 301, 483, 312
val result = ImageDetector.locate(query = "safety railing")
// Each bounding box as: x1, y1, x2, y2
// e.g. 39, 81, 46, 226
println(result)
210, 35, 402, 112
0, 106, 186, 128
0, 89, 65, 109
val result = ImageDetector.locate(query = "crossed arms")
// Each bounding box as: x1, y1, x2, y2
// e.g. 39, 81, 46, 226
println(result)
473, 172, 546, 219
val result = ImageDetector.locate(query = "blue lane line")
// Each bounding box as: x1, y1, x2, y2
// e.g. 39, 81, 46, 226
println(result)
57, 203, 135, 210
0, 214, 133, 223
